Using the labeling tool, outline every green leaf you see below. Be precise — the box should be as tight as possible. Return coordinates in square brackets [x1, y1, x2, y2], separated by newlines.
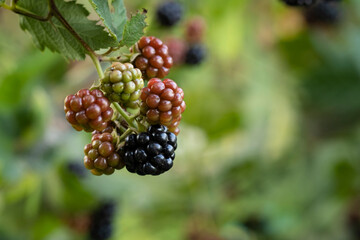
[120, 10, 147, 47]
[17, 0, 116, 60]
[88, 0, 127, 41]
[0, 0, 5, 5]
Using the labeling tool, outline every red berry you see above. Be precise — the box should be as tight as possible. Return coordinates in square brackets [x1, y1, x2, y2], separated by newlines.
[134, 36, 173, 79]
[140, 78, 185, 135]
[64, 89, 113, 132]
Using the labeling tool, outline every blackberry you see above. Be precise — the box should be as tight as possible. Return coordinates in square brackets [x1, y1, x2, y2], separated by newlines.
[89, 201, 116, 240]
[186, 16, 206, 43]
[84, 129, 125, 176]
[185, 44, 206, 65]
[165, 37, 187, 65]
[281, 0, 317, 6]
[121, 124, 177, 176]
[134, 36, 173, 79]
[101, 62, 144, 109]
[67, 162, 87, 178]
[64, 89, 113, 132]
[156, 1, 183, 27]
[304, 1, 341, 25]
[140, 78, 185, 135]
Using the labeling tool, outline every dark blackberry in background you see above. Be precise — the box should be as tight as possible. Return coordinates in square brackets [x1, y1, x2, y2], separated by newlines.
[89, 201, 116, 240]
[304, 1, 341, 25]
[156, 1, 183, 27]
[185, 44, 206, 65]
[121, 124, 177, 176]
[67, 162, 87, 178]
[281, 0, 317, 6]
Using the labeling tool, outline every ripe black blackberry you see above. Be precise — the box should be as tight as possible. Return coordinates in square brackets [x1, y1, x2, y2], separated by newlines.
[281, 0, 317, 6]
[140, 78, 185, 135]
[185, 44, 206, 65]
[84, 129, 125, 176]
[304, 1, 341, 25]
[134, 36, 173, 79]
[64, 89, 113, 132]
[156, 2, 183, 27]
[89, 201, 116, 240]
[67, 162, 87, 178]
[101, 62, 144, 109]
[121, 125, 177, 176]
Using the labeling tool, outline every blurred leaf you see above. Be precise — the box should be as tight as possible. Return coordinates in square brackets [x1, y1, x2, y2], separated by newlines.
[32, 214, 62, 240]
[0, 50, 60, 111]
[120, 10, 147, 47]
[18, 0, 116, 60]
[88, 0, 127, 41]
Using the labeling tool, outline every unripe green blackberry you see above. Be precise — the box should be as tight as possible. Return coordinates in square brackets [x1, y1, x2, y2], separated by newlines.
[140, 78, 185, 135]
[101, 62, 144, 109]
[84, 128, 125, 176]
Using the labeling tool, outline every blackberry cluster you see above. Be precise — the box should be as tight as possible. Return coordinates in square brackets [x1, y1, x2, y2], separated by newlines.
[84, 128, 125, 176]
[122, 125, 177, 176]
[185, 44, 206, 65]
[156, 2, 183, 27]
[89, 201, 116, 240]
[304, 1, 341, 25]
[101, 62, 144, 109]
[140, 78, 185, 135]
[64, 89, 113, 132]
[281, 0, 317, 6]
[134, 36, 173, 79]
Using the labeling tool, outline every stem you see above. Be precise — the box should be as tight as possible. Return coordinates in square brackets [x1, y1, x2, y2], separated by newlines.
[118, 128, 134, 142]
[0, 2, 51, 21]
[112, 102, 138, 129]
[99, 56, 130, 63]
[89, 53, 104, 79]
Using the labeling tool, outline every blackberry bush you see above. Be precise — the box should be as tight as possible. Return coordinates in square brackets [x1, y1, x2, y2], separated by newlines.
[140, 78, 186, 135]
[156, 1, 183, 27]
[134, 36, 174, 79]
[101, 62, 144, 109]
[84, 128, 125, 176]
[64, 89, 113, 132]
[121, 124, 177, 176]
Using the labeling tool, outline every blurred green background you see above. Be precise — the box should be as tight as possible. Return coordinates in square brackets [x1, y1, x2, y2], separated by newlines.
[1, 0, 360, 239]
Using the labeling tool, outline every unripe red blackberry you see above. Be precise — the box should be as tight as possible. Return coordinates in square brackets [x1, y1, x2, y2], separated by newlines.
[101, 62, 144, 109]
[140, 78, 185, 135]
[165, 37, 187, 65]
[121, 124, 177, 176]
[186, 16, 206, 43]
[64, 89, 113, 132]
[134, 36, 173, 79]
[84, 130, 124, 176]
